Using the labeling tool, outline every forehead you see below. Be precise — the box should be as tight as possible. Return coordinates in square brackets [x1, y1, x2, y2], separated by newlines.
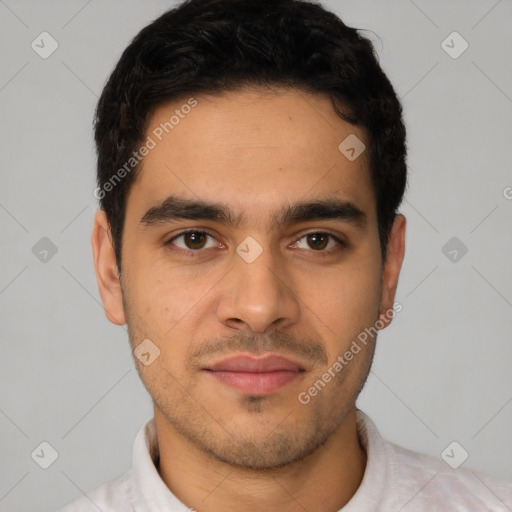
[127, 87, 375, 229]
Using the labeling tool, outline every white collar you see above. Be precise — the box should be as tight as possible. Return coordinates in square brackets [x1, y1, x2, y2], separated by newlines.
[127, 409, 392, 511]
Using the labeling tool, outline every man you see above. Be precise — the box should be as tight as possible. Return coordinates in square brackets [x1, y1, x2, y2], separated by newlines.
[58, 0, 511, 510]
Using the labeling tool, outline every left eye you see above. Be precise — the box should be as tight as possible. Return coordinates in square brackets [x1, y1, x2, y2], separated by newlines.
[293, 233, 341, 251]
[168, 231, 219, 251]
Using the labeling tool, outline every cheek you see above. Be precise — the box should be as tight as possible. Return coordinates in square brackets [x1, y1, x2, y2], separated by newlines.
[317, 260, 381, 312]
[124, 255, 220, 368]
[125, 273, 196, 384]
[305, 254, 381, 351]
[127, 247, 198, 314]
[132, 276, 200, 337]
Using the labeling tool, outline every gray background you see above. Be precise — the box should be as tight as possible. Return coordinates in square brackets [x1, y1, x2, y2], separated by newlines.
[1, 0, 511, 510]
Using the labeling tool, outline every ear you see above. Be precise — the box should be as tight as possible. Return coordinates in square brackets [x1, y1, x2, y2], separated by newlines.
[91, 209, 126, 325]
[378, 214, 406, 329]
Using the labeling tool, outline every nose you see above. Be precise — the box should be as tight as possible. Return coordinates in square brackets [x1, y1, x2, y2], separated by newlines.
[215, 241, 301, 334]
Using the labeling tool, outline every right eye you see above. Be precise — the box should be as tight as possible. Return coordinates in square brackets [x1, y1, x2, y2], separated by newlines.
[165, 230, 221, 253]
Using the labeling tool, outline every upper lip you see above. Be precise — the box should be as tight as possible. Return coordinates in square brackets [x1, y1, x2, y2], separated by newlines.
[205, 354, 305, 373]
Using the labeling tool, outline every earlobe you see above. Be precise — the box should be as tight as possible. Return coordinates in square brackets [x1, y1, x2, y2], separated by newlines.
[378, 214, 406, 329]
[91, 209, 126, 325]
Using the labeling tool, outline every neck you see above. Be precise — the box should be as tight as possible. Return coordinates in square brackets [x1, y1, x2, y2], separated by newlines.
[154, 407, 366, 512]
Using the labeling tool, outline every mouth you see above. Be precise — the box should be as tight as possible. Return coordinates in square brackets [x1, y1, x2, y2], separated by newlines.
[203, 354, 306, 395]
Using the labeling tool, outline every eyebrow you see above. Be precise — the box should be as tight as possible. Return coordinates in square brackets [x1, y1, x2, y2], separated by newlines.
[140, 195, 367, 230]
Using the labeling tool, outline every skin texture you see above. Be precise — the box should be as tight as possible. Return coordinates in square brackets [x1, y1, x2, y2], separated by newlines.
[92, 87, 406, 512]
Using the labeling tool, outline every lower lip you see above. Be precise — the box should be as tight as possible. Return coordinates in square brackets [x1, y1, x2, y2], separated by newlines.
[207, 370, 302, 395]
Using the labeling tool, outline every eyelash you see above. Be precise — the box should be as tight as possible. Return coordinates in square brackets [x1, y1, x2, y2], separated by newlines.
[164, 229, 346, 257]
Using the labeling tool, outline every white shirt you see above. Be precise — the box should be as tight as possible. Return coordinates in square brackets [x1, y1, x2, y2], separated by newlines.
[57, 410, 512, 511]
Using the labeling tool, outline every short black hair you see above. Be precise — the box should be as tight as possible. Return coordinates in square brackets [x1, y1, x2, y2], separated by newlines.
[94, 0, 407, 270]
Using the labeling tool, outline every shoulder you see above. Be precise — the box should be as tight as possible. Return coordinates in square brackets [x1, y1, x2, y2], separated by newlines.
[355, 410, 511, 511]
[388, 441, 512, 511]
[55, 470, 131, 512]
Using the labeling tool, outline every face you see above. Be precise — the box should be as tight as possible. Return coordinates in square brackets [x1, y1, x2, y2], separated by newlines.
[93, 87, 405, 469]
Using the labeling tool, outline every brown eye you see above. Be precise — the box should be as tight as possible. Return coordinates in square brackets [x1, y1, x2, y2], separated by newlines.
[167, 231, 218, 251]
[183, 232, 208, 249]
[306, 233, 329, 250]
[294, 232, 340, 252]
